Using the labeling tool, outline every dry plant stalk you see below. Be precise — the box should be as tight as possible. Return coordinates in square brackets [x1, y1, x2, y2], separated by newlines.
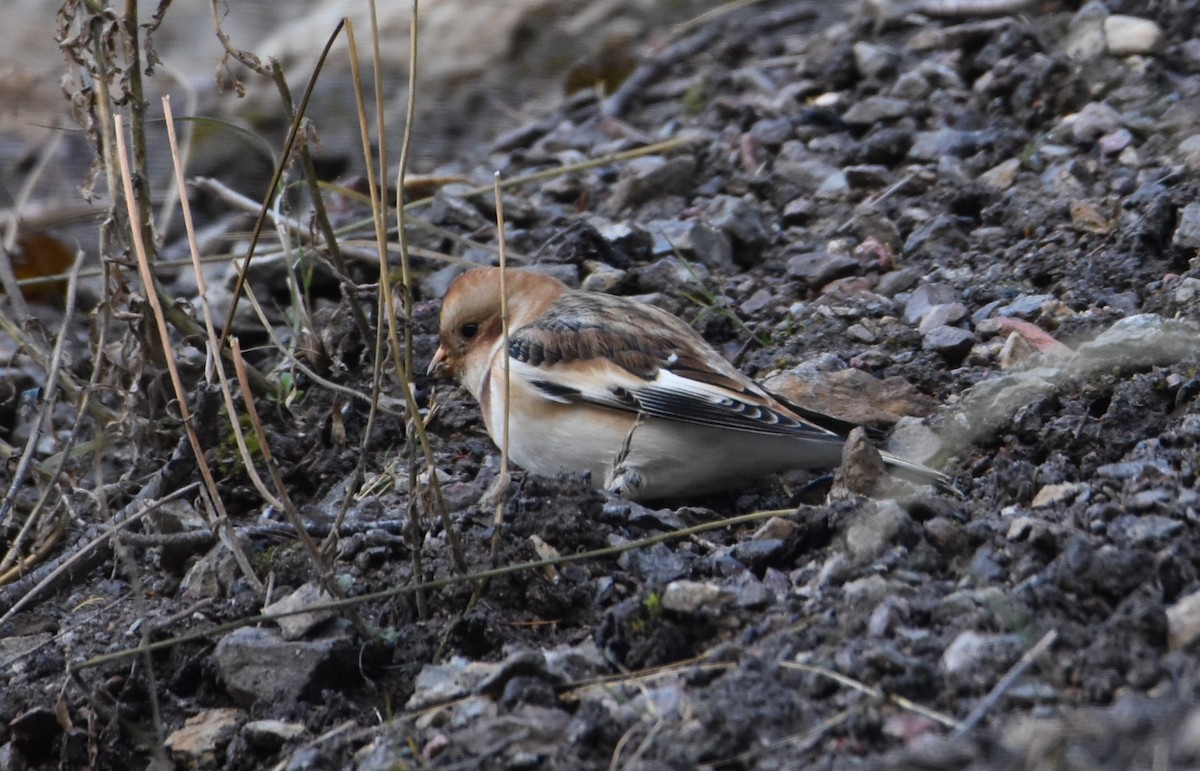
[113, 113, 262, 592]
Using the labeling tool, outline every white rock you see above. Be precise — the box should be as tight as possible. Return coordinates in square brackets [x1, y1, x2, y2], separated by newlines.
[1104, 15, 1162, 56]
[1169, 590, 1200, 650]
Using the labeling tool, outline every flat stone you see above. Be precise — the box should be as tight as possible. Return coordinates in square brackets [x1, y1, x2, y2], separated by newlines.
[263, 582, 336, 641]
[214, 626, 356, 707]
[922, 325, 976, 359]
[785, 251, 857, 287]
[405, 656, 500, 711]
[749, 117, 793, 146]
[165, 709, 245, 769]
[1032, 482, 1083, 508]
[996, 294, 1054, 320]
[1122, 514, 1183, 544]
[917, 302, 968, 334]
[843, 96, 912, 125]
[1076, 314, 1200, 370]
[608, 155, 695, 210]
[648, 220, 734, 270]
[661, 580, 735, 614]
[909, 128, 982, 161]
[903, 282, 961, 325]
[980, 158, 1021, 190]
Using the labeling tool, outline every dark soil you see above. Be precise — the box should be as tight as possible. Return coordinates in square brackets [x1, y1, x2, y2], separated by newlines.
[3, 1, 1200, 769]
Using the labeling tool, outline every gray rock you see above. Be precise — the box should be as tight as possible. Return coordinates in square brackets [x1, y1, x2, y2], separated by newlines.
[922, 325, 976, 359]
[263, 582, 337, 641]
[749, 118, 793, 146]
[843, 164, 893, 189]
[428, 184, 489, 230]
[733, 538, 788, 571]
[636, 257, 709, 293]
[608, 155, 695, 210]
[1070, 102, 1122, 145]
[781, 196, 816, 224]
[891, 69, 932, 100]
[1099, 128, 1133, 156]
[214, 626, 356, 707]
[917, 302, 968, 334]
[909, 128, 982, 162]
[816, 168, 850, 198]
[1095, 460, 1174, 480]
[1065, 1, 1110, 61]
[1180, 39, 1200, 73]
[648, 220, 734, 270]
[997, 294, 1054, 320]
[775, 157, 843, 190]
[1172, 202, 1200, 249]
[740, 288, 773, 315]
[853, 42, 899, 80]
[845, 501, 913, 563]
[588, 216, 651, 254]
[405, 656, 499, 710]
[843, 96, 912, 125]
[902, 282, 961, 325]
[785, 251, 857, 288]
[1168, 590, 1200, 650]
[702, 195, 772, 250]
[1121, 514, 1183, 544]
[875, 267, 921, 297]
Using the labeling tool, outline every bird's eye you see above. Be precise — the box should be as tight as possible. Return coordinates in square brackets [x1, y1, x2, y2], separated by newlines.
[460, 322, 480, 339]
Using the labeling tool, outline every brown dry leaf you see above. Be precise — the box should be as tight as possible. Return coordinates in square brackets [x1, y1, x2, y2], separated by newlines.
[8, 232, 76, 304]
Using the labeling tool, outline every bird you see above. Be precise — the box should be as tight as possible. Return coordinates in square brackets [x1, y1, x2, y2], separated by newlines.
[427, 266, 949, 501]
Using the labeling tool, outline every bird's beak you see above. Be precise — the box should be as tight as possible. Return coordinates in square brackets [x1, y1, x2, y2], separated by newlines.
[427, 345, 449, 377]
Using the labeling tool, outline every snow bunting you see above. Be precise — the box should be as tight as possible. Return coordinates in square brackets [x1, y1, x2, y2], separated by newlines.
[428, 267, 948, 500]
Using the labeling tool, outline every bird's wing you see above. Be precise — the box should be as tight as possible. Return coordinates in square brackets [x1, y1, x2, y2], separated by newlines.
[507, 292, 843, 440]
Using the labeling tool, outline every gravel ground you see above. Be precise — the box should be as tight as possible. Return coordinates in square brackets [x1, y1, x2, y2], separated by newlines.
[2, 1, 1200, 769]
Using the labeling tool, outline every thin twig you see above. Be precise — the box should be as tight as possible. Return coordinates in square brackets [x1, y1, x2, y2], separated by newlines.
[953, 629, 1058, 739]
[0, 477, 201, 623]
[780, 660, 961, 729]
[163, 96, 285, 514]
[0, 246, 83, 560]
[114, 113, 262, 592]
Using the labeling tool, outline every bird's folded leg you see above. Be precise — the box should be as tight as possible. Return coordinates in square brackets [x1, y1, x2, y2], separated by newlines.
[604, 415, 646, 498]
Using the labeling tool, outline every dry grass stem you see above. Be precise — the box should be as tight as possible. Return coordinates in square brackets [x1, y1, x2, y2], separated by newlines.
[114, 113, 262, 591]
[0, 246, 82, 573]
[953, 629, 1058, 738]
